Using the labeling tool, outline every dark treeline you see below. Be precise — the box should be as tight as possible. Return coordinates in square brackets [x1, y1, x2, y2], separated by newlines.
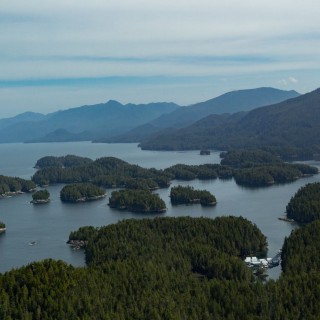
[220, 149, 282, 167]
[0, 221, 5, 229]
[32, 152, 318, 189]
[1, 216, 320, 318]
[170, 185, 216, 206]
[0, 175, 36, 195]
[108, 189, 166, 213]
[35, 155, 93, 169]
[221, 150, 318, 187]
[32, 156, 171, 189]
[60, 183, 106, 203]
[286, 182, 320, 223]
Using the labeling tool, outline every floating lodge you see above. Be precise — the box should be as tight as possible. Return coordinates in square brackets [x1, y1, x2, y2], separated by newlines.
[244, 250, 281, 269]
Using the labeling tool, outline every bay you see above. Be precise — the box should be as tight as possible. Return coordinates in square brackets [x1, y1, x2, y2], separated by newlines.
[0, 142, 319, 279]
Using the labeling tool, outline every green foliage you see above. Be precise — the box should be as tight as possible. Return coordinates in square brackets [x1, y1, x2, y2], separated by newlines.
[139, 89, 320, 159]
[108, 189, 166, 213]
[32, 154, 317, 191]
[32, 156, 171, 189]
[32, 189, 50, 201]
[5, 216, 320, 318]
[69, 226, 98, 241]
[0, 221, 5, 229]
[220, 149, 282, 168]
[60, 183, 106, 203]
[233, 164, 313, 187]
[35, 155, 93, 168]
[0, 175, 35, 194]
[164, 163, 221, 180]
[286, 183, 320, 223]
[170, 185, 216, 206]
[281, 220, 320, 274]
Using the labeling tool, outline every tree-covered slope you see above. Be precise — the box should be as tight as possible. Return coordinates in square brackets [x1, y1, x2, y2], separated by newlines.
[140, 88, 320, 155]
[2, 216, 320, 319]
[110, 87, 299, 143]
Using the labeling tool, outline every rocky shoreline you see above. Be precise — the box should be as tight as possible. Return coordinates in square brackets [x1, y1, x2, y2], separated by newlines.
[67, 239, 88, 250]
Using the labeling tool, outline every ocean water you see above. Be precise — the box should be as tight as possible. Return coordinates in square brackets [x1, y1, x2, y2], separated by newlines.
[0, 142, 318, 279]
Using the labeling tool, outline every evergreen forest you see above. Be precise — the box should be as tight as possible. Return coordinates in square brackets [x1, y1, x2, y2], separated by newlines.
[1, 216, 320, 319]
[170, 185, 217, 206]
[108, 189, 166, 213]
[286, 182, 320, 223]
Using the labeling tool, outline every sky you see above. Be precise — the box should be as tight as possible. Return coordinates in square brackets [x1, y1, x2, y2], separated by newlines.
[0, 0, 319, 117]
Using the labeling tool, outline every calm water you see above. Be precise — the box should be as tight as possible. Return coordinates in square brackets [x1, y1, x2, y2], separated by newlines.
[0, 142, 319, 279]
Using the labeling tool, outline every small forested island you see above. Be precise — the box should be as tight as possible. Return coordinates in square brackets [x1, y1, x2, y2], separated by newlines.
[60, 183, 106, 203]
[286, 182, 320, 223]
[108, 189, 166, 213]
[31, 189, 50, 204]
[170, 185, 217, 206]
[0, 221, 6, 232]
[0, 175, 36, 196]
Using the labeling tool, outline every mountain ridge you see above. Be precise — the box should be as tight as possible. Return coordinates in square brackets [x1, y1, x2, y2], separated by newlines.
[139, 88, 320, 155]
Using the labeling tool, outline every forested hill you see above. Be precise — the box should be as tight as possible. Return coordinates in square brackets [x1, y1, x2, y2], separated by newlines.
[107, 87, 299, 143]
[140, 88, 320, 155]
[0, 101, 179, 143]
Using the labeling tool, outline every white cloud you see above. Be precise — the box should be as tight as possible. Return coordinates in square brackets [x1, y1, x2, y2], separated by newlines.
[0, 0, 319, 114]
[289, 77, 299, 83]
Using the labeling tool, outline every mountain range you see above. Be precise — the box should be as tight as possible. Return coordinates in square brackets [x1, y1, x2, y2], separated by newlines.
[106, 87, 299, 143]
[0, 87, 300, 144]
[139, 88, 320, 156]
[0, 101, 179, 143]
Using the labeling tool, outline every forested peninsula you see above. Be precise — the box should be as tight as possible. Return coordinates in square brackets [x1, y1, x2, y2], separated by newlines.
[286, 183, 320, 223]
[0, 175, 35, 196]
[2, 215, 320, 318]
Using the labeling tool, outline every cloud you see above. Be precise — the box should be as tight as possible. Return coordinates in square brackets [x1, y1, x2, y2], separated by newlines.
[0, 0, 319, 115]
[289, 77, 299, 83]
[277, 79, 288, 86]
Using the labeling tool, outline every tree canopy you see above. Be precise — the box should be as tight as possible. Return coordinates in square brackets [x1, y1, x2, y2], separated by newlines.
[286, 182, 320, 223]
[170, 185, 217, 206]
[108, 189, 166, 213]
[60, 183, 106, 203]
[1, 216, 320, 318]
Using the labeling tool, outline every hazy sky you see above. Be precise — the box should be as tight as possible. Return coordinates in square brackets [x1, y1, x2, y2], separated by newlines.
[0, 0, 319, 117]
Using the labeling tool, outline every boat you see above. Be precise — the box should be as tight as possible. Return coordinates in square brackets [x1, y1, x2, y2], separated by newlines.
[28, 241, 37, 246]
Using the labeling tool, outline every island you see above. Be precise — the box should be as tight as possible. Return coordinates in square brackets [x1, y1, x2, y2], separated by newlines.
[108, 189, 166, 213]
[32, 156, 171, 189]
[60, 183, 106, 203]
[32, 151, 318, 190]
[31, 189, 50, 204]
[0, 221, 6, 233]
[170, 185, 217, 206]
[286, 182, 320, 223]
[0, 175, 36, 196]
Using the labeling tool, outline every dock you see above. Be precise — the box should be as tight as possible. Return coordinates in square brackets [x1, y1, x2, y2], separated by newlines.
[244, 250, 282, 269]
